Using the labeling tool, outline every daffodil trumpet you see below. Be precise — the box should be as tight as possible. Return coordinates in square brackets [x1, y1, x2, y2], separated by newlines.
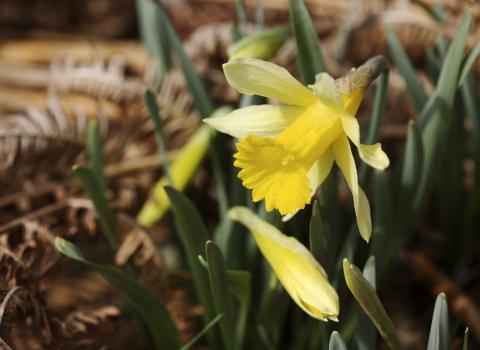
[229, 206, 339, 321]
[205, 56, 389, 242]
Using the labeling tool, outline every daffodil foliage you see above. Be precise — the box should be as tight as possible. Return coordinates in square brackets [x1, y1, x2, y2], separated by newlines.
[205, 58, 389, 241]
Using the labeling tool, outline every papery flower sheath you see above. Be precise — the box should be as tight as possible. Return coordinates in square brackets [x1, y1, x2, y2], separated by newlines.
[229, 206, 339, 321]
[205, 57, 389, 241]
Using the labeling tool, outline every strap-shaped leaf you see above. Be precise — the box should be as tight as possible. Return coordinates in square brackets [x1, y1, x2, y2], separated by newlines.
[55, 238, 179, 350]
[459, 43, 480, 86]
[386, 28, 428, 111]
[205, 241, 236, 350]
[329, 331, 348, 350]
[288, 0, 325, 83]
[413, 11, 472, 215]
[343, 258, 400, 350]
[427, 293, 449, 350]
[164, 187, 220, 346]
[144, 88, 172, 184]
[73, 165, 116, 249]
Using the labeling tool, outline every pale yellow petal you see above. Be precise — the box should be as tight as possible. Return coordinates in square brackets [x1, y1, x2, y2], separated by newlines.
[228, 206, 339, 320]
[309, 73, 343, 109]
[340, 88, 366, 115]
[340, 114, 389, 170]
[223, 57, 317, 107]
[358, 144, 390, 170]
[309, 147, 335, 191]
[333, 135, 371, 242]
[204, 104, 304, 138]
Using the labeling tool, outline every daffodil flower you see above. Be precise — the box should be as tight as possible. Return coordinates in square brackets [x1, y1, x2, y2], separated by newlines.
[205, 57, 389, 241]
[229, 206, 339, 321]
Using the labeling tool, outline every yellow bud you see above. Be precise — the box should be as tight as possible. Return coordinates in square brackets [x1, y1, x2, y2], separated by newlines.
[228, 26, 290, 61]
[137, 107, 232, 227]
[229, 206, 339, 321]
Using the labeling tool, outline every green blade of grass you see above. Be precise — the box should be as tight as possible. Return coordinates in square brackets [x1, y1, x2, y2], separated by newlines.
[343, 258, 400, 350]
[55, 238, 179, 350]
[288, 0, 325, 83]
[73, 165, 116, 249]
[427, 293, 449, 350]
[386, 27, 428, 111]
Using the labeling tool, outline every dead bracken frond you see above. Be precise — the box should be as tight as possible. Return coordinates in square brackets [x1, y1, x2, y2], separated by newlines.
[0, 95, 107, 177]
[50, 57, 144, 103]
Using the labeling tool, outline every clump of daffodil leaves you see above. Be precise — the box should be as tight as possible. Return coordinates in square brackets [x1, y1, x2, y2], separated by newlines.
[205, 57, 390, 242]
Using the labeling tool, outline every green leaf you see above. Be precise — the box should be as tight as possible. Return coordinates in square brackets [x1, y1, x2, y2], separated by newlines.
[356, 257, 377, 350]
[236, 0, 247, 28]
[398, 121, 423, 218]
[413, 11, 472, 216]
[427, 293, 449, 350]
[386, 27, 428, 111]
[73, 165, 116, 249]
[309, 200, 328, 268]
[288, 0, 325, 83]
[86, 121, 106, 193]
[343, 259, 400, 350]
[205, 241, 236, 350]
[359, 70, 389, 186]
[370, 171, 393, 275]
[158, 3, 214, 117]
[329, 331, 348, 350]
[179, 314, 223, 350]
[463, 328, 469, 350]
[144, 88, 172, 184]
[164, 187, 219, 344]
[226, 270, 251, 308]
[135, 0, 171, 81]
[54, 238, 179, 350]
[459, 43, 480, 86]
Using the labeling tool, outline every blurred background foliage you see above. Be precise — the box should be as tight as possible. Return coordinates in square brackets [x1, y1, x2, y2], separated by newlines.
[0, 0, 479, 349]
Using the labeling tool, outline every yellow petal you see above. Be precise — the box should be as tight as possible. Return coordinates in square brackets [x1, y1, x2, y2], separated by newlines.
[223, 58, 317, 107]
[228, 206, 339, 321]
[333, 135, 372, 242]
[340, 115, 389, 170]
[358, 144, 390, 170]
[340, 88, 366, 115]
[234, 136, 311, 215]
[309, 73, 344, 109]
[204, 104, 304, 138]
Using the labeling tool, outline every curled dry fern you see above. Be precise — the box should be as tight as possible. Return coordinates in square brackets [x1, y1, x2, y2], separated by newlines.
[0, 96, 103, 177]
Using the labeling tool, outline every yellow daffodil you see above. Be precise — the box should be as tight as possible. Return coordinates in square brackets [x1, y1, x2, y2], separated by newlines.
[205, 57, 389, 241]
[229, 206, 339, 321]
